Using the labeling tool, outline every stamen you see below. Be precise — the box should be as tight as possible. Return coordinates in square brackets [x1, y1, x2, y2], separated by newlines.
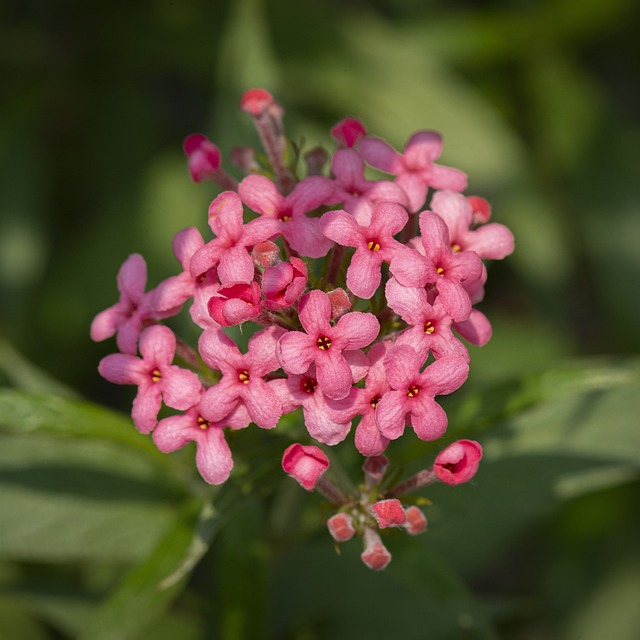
[238, 370, 250, 384]
[370, 395, 381, 409]
[367, 240, 381, 252]
[197, 416, 209, 430]
[407, 385, 420, 398]
[151, 368, 162, 383]
[424, 321, 435, 334]
[302, 378, 317, 394]
[317, 336, 332, 350]
[436, 266, 445, 276]
[451, 243, 461, 253]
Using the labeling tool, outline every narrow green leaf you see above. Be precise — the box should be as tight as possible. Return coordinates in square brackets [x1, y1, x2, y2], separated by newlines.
[79, 500, 201, 640]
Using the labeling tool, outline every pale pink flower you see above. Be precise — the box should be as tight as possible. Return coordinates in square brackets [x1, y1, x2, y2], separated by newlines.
[434, 439, 482, 485]
[98, 325, 201, 434]
[91, 253, 155, 355]
[430, 190, 514, 260]
[189, 191, 280, 284]
[390, 211, 484, 323]
[282, 443, 330, 491]
[276, 290, 379, 400]
[320, 202, 408, 299]
[385, 277, 469, 362]
[239, 175, 334, 258]
[199, 326, 285, 429]
[153, 393, 248, 485]
[375, 344, 469, 442]
[359, 131, 467, 212]
[326, 149, 409, 225]
[271, 364, 359, 445]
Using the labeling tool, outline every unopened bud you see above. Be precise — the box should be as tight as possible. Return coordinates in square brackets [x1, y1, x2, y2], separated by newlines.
[361, 527, 391, 571]
[403, 505, 428, 535]
[327, 288, 351, 320]
[331, 117, 367, 149]
[371, 499, 406, 529]
[327, 513, 356, 542]
[433, 439, 483, 486]
[282, 443, 329, 491]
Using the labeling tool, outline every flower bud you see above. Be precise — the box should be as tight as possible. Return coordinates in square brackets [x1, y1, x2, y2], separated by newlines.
[361, 527, 391, 571]
[282, 443, 330, 491]
[371, 499, 406, 529]
[433, 439, 482, 486]
[467, 195, 492, 225]
[327, 513, 356, 542]
[183, 134, 221, 183]
[326, 287, 351, 320]
[240, 88, 275, 117]
[252, 241, 281, 268]
[363, 455, 389, 482]
[403, 506, 428, 535]
[331, 117, 366, 148]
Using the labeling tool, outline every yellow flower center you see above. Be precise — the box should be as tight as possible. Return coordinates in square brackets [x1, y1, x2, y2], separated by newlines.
[367, 240, 381, 251]
[238, 370, 250, 384]
[407, 385, 420, 398]
[317, 336, 332, 350]
[424, 321, 435, 334]
[151, 369, 162, 383]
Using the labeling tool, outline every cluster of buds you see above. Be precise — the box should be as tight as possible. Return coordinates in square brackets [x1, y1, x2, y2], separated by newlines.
[91, 89, 513, 569]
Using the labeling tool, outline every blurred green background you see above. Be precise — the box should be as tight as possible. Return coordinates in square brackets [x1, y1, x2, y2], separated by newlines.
[1, 0, 639, 638]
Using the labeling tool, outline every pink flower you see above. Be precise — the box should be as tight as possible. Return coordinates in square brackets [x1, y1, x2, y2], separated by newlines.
[319, 202, 408, 299]
[153, 394, 249, 485]
[199, 326, 285, 429]
[390, 211, 484, 323]
[98, 325, 202, 434]
[90, 253, 155, 355]
[271, 364, 359, 445]
[276, 290, 379, 400]
[331, 117, 366, 149]
[239, 175, 334, 258]
[359, 131, 467, 212]
[351, 342, 392, 457]
[240, 88, 276, 117]
[261, 257, 308, 311]
[326, 149, 409, 225]
[385, 277, 469, 363]
[375, 344, 469, 442]
[183, 134, 221, 183]
[282, 443, 330, 491]
[327, 513, 356, 542]
[433, 439, 482, 485]
[189, 191, 280, 285]
[430, 190, 514, 260]
[371, 499, 406, 528]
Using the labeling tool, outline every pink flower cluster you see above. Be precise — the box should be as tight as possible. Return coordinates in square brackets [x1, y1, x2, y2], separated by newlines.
[92, 89, 513, 568]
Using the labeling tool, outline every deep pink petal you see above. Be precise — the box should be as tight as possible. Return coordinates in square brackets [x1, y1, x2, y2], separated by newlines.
[209, 191, 244, 240]
[138, 325, 176, 367]
[283, 217, 332, 258]
[247, 326, 285, 376]
[454, 309, 492, 346]
[153, 411, 199, 452]
[435, 278, 472, 323]
[424, 163, 468, 191]
[115, 314, 145, 355]
[465, 223, 515, 260]
[217, 245, 254, 285]
[98, 353, 147, 385]
[198, 328, 242, 372]
[303, 397, 351, 445]
[420, 355, 469, 396]
[287, 176, 336, 216]
[384, 344, 423, 389]
[200, 378, 240, 423]
[385, 277, 429, 325]
[239, 217, 281, 247]
[389, 247, 431, 287]
[404, 130, 443, 164]
[297, 291, 332, 338]
[319, 210, 364, 248]
[172, 227, 205, 271]
[355, 413, 389, 456]
[369, 202, 409, 238]
[395, 174, 429, 213]
[117, 253, 147, 302]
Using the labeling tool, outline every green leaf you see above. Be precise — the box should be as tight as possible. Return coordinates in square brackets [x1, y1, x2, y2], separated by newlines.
[0, 434, 182, 562]
[78, 500, 202, 640]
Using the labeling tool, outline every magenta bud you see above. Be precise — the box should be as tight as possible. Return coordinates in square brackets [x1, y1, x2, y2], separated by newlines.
[304, 146, 329, 175]
[327, 513, 356, 542]
[434, 439, 483, 486]
[361, 528, 391, 571]
[183, 134, 221, 183]
[403, 506, 428, 535]
[331, 117, 367, 148]
[282, 443, 330, 491]
[371, 499, 406, 529]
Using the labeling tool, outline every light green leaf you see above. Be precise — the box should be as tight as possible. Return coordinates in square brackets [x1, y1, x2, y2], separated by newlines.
[79, 500, 202, 640]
